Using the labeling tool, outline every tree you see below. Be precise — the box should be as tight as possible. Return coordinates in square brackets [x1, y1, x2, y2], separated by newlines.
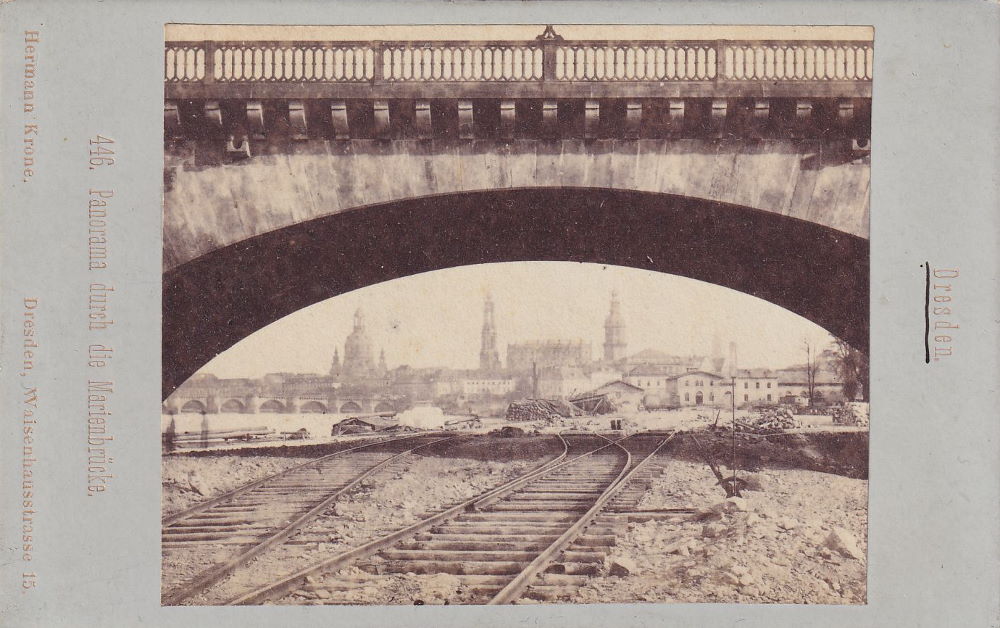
[832, 338, 869, 401]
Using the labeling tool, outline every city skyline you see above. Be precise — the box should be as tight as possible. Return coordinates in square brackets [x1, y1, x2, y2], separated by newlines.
[197, 262, 837, 381]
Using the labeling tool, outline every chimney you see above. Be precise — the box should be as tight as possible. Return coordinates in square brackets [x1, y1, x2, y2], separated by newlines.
[727, 342, 738, 378]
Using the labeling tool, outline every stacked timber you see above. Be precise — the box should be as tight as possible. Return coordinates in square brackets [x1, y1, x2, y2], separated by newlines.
[505, 399, 575, 422]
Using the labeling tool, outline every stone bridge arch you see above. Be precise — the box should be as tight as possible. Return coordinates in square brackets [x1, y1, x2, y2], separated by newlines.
[258, 399, 286, 413]
[299, 400, 328, 414]
[179, 399, 207, 413]
[163, 140, 869, 271]
[163, 187, 867, 397]
[339, 401, 364, 413]
[219, 398, 246, 413]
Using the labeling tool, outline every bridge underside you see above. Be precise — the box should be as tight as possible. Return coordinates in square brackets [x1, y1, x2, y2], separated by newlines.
[164, 136, 869, 269]
[162, 187, 867, 397]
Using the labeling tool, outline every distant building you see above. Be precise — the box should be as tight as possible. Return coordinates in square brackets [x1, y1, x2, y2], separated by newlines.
[588, 367, 623, 390]
[537, 366, 592, 399]
[507, 339, 592, 372]
[461, 374, 516, 397]
[775, 365, 845, 404]
[389, 366, 441, 402]
[734, 368, 779, 406]
[623, 349, 703, 374]
[431, 371, 462, 398]
[586, 380, 645, 411]
[675, 370, 727, 407]
[624, 364, 676, 409]
[625, 364, 678, 391]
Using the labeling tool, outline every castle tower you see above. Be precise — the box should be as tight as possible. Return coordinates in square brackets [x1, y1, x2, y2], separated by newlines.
[378, 348, 388, 374]
[479, 293, 502, 372]
[603, 290, 627, 363]
[342, 308, 375, 379]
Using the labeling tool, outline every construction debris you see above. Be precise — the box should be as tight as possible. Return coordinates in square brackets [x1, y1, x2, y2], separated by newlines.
[331, 415, 404, 436]
[734, 408, 801, 434]
[824, 527, 865, 560]
[280, 428, 311, 440]
[832, 403, 870, 427]
[606, 555, 636, 577]
[568, 393, 616, 415]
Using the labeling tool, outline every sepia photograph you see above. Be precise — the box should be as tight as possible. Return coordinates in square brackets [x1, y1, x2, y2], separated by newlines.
[160, 24, 872, 606]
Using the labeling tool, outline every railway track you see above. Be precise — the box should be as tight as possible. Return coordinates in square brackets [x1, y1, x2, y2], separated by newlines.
[227, 431, 674, 606]
[161, 433, 453, 605]
[508, 432, 679, 603]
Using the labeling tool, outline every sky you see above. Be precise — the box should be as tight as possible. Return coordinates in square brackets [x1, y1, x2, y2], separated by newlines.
[199, 262, 836, 379]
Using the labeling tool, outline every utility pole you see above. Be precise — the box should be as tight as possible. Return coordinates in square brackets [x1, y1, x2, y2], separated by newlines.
[803, 339, 816, 409]
[731, 375, 740, 497]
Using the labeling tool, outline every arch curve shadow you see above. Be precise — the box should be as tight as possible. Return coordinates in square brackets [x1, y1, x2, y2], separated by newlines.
[163, 187, 867, 398]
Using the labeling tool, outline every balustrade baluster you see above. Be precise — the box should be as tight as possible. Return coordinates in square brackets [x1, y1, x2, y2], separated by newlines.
[202, 41, 215, 83]
[165, 37, 870, 93]
[372, 41, 384, 84]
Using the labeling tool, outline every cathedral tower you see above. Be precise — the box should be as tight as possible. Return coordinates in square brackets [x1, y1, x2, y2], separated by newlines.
[603, 290, 627, 363]
[479, 293, 502, 372]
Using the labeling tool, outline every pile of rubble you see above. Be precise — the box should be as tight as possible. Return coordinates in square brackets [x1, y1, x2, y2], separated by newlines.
[569, 458, 868, 605]
[161, 455, 301, 517]
[832, 402, 870, 427]
[505, 399, 576, 422]
[734, 407, 801, 434]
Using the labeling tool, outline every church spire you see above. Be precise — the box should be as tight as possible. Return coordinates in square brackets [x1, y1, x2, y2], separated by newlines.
[329, 347, 341, 378]
[603, 290, 627, 363]
[479, 292, 501, 372]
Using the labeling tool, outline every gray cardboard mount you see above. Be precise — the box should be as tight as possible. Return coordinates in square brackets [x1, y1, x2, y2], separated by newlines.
[1, 1, 998, 626]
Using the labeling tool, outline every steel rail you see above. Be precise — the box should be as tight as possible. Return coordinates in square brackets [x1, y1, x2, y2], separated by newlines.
[487, 431, 675, 605]
[163, 434, 454, 605]
[226, 432, 596, 605]
[162, 433, 428, 526]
